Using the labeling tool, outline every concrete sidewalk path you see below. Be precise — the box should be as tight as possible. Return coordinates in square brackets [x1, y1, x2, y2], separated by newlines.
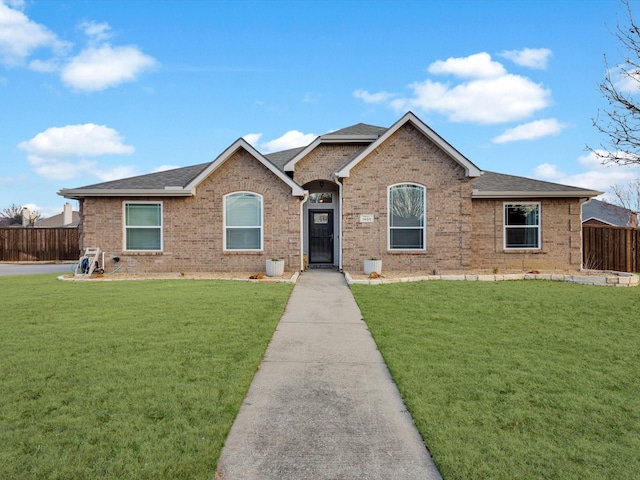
[215, 269, 442, 480]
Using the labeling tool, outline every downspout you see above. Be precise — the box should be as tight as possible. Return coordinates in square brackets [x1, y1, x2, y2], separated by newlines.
[299, 191, 310, 273]
[335, 175, 344, 273]
[579, 197, 594, 270]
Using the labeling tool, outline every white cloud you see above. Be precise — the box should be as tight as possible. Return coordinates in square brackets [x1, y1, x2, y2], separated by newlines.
[61, 44, 157, 92]
[260, 130, 316, 153]
[0, 4, 156, 92]
[243, 133, 263, 146]
[427, 52, 506, 78]
[534, 151, 640, 193]
[359, 52, 552, 125]
[353, 89, 396, 103]
[79, 20, 112, 43]
[152, 165, 181, 173]
[19, 124, 134, 157]
[492, 118, 568, 144]
[0, 1, 70, 66]
[499, 48, 552, 69]
[612, 66, 640, 93]
[26, 154, 98, 181]
[94, 165, 137, 182]
[391, 73, 551, 124]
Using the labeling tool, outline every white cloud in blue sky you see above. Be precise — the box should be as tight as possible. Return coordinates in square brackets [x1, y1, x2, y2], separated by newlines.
[61, 44, 157, 92]
[499, 48, 553, 69]
[0, 1, 156, 92]
[492, 119, 568, 144]
[0, 1, 70, 66]
[358, 52, 552, 124]
[18, 124, 135, 181]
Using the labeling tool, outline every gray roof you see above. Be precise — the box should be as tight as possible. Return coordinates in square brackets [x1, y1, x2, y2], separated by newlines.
[328, 123, 387, 136]
[472, 171, 602, 198]
[264, 146, 306, 170]
[582, 198, 635, 226]
[34, 211, 80, 228]
[58, 119, 601, 200]
[75, 163, 210, 191]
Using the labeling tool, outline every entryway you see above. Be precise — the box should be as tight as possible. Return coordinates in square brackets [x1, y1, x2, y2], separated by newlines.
[308, 210, 333, 264]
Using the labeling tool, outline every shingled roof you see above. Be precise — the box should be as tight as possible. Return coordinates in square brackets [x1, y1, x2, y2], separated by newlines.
[58, 118, 602, 200]
[472, 171, 602, 198]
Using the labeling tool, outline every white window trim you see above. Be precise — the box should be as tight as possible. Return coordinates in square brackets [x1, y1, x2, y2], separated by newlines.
[123, 201, 163, 252]
[503, 202, 541, 250]
[387, 183, 427, 251]
[223, 191, 264, 251]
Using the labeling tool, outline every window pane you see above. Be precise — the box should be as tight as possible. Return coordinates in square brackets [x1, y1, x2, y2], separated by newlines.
[390, 185, 424, 227]
[506, 205, 538, 226]
[227, 193, 261, 226]
[390, 229, 424, 249]
[506, 227, 539, 248]
[226, 228, 260, 250]
[126, 204, 161, 226]
[126, 228, 161, 250]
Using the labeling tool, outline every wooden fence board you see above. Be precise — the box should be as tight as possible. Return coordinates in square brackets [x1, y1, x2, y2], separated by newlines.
[583, 225, 639, 272]
[0, 228, 79, 261]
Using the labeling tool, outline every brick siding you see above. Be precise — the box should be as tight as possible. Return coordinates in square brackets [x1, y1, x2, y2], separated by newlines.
[80, 149, 301, 274]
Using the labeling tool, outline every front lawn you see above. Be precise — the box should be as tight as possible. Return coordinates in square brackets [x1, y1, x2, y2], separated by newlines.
[351, 280, 640, 480]
[0, 275, 292, 480]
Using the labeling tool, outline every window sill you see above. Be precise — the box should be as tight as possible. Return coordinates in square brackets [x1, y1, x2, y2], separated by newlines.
[502, 249, 545, 254]
[223, 251, 264, 255]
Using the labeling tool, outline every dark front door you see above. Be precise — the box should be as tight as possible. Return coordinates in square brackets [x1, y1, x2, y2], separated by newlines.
[309, 210, 334, 264]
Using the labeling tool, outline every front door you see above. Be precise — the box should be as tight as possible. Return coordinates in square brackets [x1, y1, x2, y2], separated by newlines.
[309, 210, 334, 264]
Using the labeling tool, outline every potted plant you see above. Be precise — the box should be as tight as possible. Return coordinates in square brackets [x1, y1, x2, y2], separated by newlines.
[364, 257, 382, 275]
[266, 258, 285, 277]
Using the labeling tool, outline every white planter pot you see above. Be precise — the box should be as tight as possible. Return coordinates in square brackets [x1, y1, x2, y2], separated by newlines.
[266, 259, 285, 277]
[364, 259, 382, 275]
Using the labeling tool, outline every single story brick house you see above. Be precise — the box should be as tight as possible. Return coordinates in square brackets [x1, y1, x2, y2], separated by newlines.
[59, 112, 601, 275]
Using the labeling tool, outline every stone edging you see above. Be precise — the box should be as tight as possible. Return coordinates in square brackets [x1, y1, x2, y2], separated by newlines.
[344, 271, 639, 287]
[57, 271, 300, 283]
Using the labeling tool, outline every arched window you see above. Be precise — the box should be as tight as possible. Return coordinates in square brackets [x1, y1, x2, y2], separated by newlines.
[388, 183, 426, 250]
[224, 192, 263, 250]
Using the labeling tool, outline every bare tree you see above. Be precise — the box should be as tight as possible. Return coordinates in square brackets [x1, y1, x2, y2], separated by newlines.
[590, 0, 640, 165]
[0, 203, 43, 226]
[609, 178, 640, 214]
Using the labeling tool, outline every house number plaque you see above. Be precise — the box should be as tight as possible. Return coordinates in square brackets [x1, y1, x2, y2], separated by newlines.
[359, 214, 374, 223]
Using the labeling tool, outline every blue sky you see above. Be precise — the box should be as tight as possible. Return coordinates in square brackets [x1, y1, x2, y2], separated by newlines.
[2, 0, 639, 217]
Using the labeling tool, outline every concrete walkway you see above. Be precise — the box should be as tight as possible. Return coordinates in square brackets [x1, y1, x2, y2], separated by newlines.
[215, 269, 442, 480]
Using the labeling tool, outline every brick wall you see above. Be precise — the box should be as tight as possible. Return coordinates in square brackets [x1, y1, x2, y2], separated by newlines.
[294, 144, 367, 186]
[80, 149, 301, 274]
[340, 123, 474, 273]
[471, 198, 583, 272]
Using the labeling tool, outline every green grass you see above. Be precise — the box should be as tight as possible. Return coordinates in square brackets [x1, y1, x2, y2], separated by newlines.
[0, 275, 292, 480]
[351, 280, 640, 480]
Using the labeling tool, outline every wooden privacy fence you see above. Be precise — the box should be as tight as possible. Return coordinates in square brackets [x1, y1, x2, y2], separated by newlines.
[0, 228, 80, 261]
[583, 225, 640, 273]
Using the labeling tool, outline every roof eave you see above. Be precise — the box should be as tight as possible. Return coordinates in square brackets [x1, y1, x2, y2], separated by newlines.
[472, 189, 604, 199]
[283, 137, 321, 172]
[58, 188, 195, 199]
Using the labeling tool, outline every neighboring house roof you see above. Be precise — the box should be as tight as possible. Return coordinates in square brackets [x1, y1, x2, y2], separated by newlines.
[582, 198, 637, 227]
[472, 171, 602, 198]
[34, 211, 80, 228]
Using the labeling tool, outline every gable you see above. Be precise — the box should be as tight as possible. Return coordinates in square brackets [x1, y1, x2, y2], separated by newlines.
[59, 139, 305, 199]
[335, 111, 481, 178]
